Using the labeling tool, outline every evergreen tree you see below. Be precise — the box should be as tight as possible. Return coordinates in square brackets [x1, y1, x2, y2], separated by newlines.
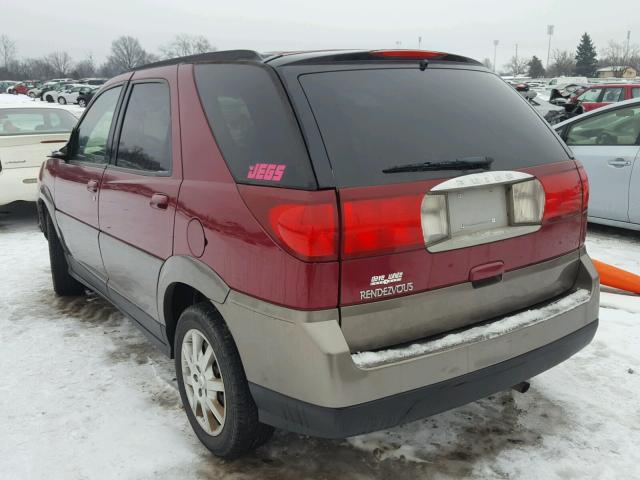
[528, 56, 545, 78]
[574, 33, 598, 76]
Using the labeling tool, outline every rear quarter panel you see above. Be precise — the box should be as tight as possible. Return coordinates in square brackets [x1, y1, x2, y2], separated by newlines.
[173, 64, 339, 310]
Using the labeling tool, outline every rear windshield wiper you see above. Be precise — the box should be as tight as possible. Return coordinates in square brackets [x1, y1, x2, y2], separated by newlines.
[382, 156, 494, 174]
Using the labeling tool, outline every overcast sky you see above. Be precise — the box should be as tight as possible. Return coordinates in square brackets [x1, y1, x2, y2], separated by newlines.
[3, 0, 638, 67]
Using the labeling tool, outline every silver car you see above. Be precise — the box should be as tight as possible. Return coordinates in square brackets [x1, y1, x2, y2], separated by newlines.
[554, 97, 640, 230]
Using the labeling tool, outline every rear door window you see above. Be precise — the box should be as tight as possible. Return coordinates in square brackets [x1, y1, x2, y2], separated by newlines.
[631, 87, 640, 99]
[298, 68, 570, 187]
[602, 87, 624, 102]
[194, 63, 316, 189]
[115, 82, 172, 174]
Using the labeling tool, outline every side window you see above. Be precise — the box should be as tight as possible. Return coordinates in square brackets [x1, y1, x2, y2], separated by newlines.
[602, 87, 624, 103]
[566, 106, 640, 146]
[72, 86, 122, 164]
[115, 82, 172, 173]
[631, 88, 640, 99]
[578, 88, 602, 102]
[194, 63, 316, 188]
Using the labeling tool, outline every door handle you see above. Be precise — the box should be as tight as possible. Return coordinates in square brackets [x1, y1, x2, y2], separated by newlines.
[150, 193, 169, 210]
[608, 158, 632, 168]
[86, 180, 99, 192]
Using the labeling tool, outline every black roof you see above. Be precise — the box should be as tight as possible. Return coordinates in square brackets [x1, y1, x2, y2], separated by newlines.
[134, 49, 482, 72]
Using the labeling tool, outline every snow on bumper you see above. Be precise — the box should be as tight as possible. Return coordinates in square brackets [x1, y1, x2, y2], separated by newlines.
[353, 289, 591, 369]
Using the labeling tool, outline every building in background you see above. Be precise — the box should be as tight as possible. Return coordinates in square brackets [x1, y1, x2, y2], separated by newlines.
[596, 66, 638, 79]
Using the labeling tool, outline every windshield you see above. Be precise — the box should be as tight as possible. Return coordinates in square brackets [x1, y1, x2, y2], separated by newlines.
[299, 67, 570, 187]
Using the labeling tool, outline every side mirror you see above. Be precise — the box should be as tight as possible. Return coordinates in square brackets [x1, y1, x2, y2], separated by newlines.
[50, 150, 68, 161]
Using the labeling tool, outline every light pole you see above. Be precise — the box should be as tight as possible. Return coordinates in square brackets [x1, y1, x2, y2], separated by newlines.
[418, 36, 422, 49]
[515, 43, 519, 75]
[626, 30, 631, 61]
[493, 40, 499, 73]
[546, 25, 554, 70]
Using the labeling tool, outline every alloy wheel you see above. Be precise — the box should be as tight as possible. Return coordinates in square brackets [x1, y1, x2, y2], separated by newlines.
[181, 329, 226, 436]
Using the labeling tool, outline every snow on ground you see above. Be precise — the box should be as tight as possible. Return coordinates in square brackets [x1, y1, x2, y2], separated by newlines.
[0, 93, 84, 117]
[1, 203, 639, 480]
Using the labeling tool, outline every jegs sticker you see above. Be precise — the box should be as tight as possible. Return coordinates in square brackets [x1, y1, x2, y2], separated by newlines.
[247, 163, 286, 182]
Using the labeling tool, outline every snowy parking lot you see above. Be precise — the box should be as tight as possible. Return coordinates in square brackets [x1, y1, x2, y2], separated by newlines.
[1, 202, 639, 480]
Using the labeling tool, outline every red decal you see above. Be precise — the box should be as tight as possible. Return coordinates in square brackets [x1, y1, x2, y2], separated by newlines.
[273, 164, 286, 181]
[247, 163, 286, 182]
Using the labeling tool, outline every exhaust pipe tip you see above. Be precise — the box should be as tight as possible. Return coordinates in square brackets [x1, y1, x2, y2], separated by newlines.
[511, 381, 530, 394]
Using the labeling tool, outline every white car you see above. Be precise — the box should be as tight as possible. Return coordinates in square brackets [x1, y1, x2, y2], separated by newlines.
[57, 84, 91, 105]
[0, 104, 77, 206]
[554, 97, 640, 231]
[42, 83, 76, 103]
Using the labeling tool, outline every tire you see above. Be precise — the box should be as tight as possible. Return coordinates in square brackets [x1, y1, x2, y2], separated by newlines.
[46, 214, 85, 296]
[78, 98, 87, 108]
[28, 92, 35, 98]
[58, 97, 66, 105]
[45, 95, 53, 103]
[175, 302, 274, 458]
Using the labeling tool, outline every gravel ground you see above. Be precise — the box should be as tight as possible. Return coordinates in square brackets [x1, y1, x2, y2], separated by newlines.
[1, 201, 639, 480]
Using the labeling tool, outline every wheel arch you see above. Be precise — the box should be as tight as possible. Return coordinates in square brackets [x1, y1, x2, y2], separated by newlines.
[158, 256, 230, 357]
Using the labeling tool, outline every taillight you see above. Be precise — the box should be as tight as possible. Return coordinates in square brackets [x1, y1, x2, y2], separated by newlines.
[539, 165, 582, 222]
[575, 160, 590, 245]
[238, 185, 338, 262]
[341, 188, 427, 259]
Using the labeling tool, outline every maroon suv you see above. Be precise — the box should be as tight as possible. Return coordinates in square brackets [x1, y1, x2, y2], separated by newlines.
[38, 49, 599, 458]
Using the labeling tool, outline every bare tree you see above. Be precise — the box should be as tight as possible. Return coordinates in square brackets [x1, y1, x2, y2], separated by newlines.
[599, 40, 640, 76]
[503, 55, 529, 76]
[47, 51, 74, 77]
[481, 57, 492, 70]
[72, 54, 97, 78]
[107, 36, 153, 73]
[160, 34, 214, 59]
[0, 34, 17, 68]
[547, 49, 576, 76]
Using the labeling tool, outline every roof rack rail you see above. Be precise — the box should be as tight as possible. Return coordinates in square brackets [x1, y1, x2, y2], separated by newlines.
[134, 50, 264, 71]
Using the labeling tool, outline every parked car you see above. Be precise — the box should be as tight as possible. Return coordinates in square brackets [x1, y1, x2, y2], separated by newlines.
[554, 97, 640, 230]
[9, 81, 41, 95]
[77, 78, 107, 86]
[0, 104, 77, 206]
[57, 84, 91, 105]
[38, 49, 598, 458]
[570, 83, 640, 114]
[41, 82, 75, 103]
[28, 81, 60, 99]
[0, 80, 19, 93]
[546, 76, 588, 88]
[75, 86, 99, 107]
[512, 82, 537, 101]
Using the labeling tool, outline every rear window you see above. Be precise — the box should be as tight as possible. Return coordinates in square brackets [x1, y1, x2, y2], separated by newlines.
[195, 63, 316, 189]
[299, 68, 570, 187]
[0, 108, 77, 136]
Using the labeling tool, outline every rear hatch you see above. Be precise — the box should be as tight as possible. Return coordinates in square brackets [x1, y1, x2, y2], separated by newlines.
[285, 55, 588, 351]
[0, 107, 75, 171]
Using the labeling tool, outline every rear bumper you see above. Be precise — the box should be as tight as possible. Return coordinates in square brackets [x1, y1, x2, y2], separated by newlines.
[250, 319, 598, 438]
[216, 249, 599, 437]
[0, 167, 40, 206]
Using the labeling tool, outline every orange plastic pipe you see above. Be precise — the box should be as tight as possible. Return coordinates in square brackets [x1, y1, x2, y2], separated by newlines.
[593, 259, 640, 295]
